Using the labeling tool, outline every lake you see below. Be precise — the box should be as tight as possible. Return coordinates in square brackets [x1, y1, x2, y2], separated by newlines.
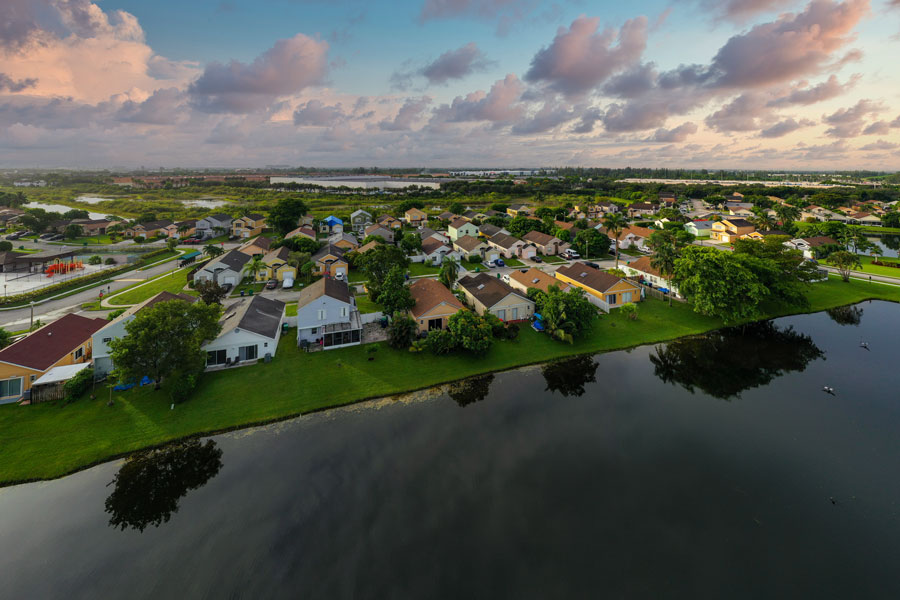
[1, 302, 899, 599]
[24, 201, 111, 220]
[183, 198, 228, 209]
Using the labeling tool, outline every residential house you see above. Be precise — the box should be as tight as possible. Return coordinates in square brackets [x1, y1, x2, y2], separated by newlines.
[77, 219, 118, 236]
[438, 211, 456, 221]
[364, 223, 395, 243]
[166, 219, 197, 240]
[93, 292, 199, 378]
[285, 225, 317, 241]
[488, 233, 528, 259]
[448, 218, 479, 242]
[508, 268, 570, 295]
[193, 249, 250, 287]
[420, 237, 460, 266]
[125, 219, 173, 239]
[784, 236, 840, 259]
[740, 230, 790, 241]
[0, 313, 106, 403]
[328, 232, 360, 251]
[849, 212, 882, 226]
[684, 220, 713, 239]
[478, 223, 507, 238]
[507, 204, 531, 217]
[522, 230, 562, 255]
[601, 225, 655, 251]
[419, 227, 450, 245]
[725, 202, 755, 217]
[295, 277, 361, 350]
[404, 207, 428, 227]
[349, 209, 372, 233]
[356, 240, 381, 255]
[204, 295, 285, 368]
[627, 202, 656, 218]
[658, 193, 676, 206]
[311, 244, 348, 278]
[596, 201, 620, 214]
[260, 247, 297, 282]
[232, 214, 266, 239]
[196, 214, 233, 240]
[453, 235, 499, 263]
[376, 214, 403, 230]
[710, 218, 756, 243]
[238, 235, 273, 257]
[319, 215, 344, 234]
[622, 256, 680, 297]
[458, 273, 535, 322]
[555, 262, 642, 310]
[409, 278, 465, 333]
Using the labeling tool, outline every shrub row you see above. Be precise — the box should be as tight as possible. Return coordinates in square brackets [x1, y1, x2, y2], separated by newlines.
[0, 248, 170, 306]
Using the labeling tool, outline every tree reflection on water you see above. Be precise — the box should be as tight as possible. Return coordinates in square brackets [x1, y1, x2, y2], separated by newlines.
[826, 305, 863, 327]
[650, 321, 825, 400]
[542, 355, 598, 397]
[105, 439, 223, 532]
[448, 374, 494, 407]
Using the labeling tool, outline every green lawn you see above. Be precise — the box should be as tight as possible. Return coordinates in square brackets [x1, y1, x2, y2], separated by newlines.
[230, 280, 266, 297]
[504, 258, 525, 267]
[285, 303, 298, 317]
[408, 262, 441, 277]
[348, 269, 367, 283]
[354, 294, 382, 314]
[50, 235, 118, 245]
[825, 255, 900, 278]
[2, 276, 900, 485]
[107, 269, 189, 306]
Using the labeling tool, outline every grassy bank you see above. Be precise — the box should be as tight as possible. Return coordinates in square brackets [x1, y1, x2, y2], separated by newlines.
[2, 276, 899, 485]
[107, 269, 190, 306]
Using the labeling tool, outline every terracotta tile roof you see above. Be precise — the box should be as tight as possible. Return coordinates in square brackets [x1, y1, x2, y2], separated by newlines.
[409, 278, 463, 318]
[509, 268, 569, 293]
[625, 256, 662, 278]
[556, 262, 638, 294]
[421, 237, 449, 255]
[285, 225, 316, 239]
[0, 313, 106, 371]
[802, 236, 839, 247]
[357, 241, 380, 253]
[522, 230, 557, 245]
[297, 277, 351, 309]
[488, 232, 522, 249]
[449, 217, 471, 229]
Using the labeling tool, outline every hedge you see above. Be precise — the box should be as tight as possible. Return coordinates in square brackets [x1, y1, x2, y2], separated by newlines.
[0, 249, 171, 306]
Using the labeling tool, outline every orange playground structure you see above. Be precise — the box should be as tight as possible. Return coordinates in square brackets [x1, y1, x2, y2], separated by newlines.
[44, 259, 85, 277]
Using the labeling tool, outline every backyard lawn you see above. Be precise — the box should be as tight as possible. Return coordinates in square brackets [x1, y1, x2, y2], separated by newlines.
[3, 275, 900, 485]
[826, 255, 900, 278]
[354, 294, 382, 314]
[540, 255, 566, 264]
[504, 258, 525, 267]
[408, 262, 441, 277]
[107, 268, 190, 306]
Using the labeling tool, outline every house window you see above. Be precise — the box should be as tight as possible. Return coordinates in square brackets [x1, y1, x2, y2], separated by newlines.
[74, 347, 84, 360]
[206, 349, 227, 366]
[238, 345, 258, 361]
[511, 307, 518, 320]
[103, 337, 112, 343]
[310, 327, 318, 335]
[608, 293, 617, 305]
[30, 375, 36, 383]
[427, 318, 443, 331]
[340, 306, 348, 318]
[622, 292, 632, 304]
[0, 378, 23, 398]
[496, 309, 506, 321]
[317, 309, 326, 320]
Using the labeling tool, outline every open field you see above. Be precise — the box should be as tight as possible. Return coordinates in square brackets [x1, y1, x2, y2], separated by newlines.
[1, 276, 899, 485]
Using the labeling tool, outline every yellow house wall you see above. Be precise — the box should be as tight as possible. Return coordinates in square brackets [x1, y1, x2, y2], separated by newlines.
[0, 338, 92, 396]
[413, 303, 463, 333]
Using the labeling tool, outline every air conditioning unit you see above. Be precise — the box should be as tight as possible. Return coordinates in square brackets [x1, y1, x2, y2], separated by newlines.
[264, 353, 272, 363]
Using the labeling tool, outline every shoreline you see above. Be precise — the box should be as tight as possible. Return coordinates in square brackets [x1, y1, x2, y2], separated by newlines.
[2, 277, 899, 487]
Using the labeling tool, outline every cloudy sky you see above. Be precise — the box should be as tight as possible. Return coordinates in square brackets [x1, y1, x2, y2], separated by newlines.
[1, 0, 899, 169]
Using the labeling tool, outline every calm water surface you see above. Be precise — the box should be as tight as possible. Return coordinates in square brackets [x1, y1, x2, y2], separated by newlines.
[1, 302, 899, 599]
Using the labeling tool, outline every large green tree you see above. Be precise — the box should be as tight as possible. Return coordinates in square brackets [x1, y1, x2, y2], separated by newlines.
[400, 232, 422, 254]
[378, 265, 415, 316]
[448, 311, 494, 355]
[194, 280, 228, 305]
[109, 300, 222, 397]
[360, 244, 409, 301]
[507, 215, 548, 238]
[829, 250, 861, 282]
[267, 197, 309, 236]
[574, 228, 609, 259]
[672, 247, 769, 323]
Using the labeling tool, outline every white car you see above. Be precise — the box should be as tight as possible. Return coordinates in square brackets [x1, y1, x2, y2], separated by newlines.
[334, 272, 345, 281]
[563, 249, 580, 259]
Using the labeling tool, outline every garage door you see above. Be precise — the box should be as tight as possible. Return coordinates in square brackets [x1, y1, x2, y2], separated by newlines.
[335, 265, 347, 276]
[223, 276, 236, 285]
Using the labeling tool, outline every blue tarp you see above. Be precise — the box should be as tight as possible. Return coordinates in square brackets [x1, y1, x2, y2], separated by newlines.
[112, 383, 135, 391]
[324, 215, 343, 226]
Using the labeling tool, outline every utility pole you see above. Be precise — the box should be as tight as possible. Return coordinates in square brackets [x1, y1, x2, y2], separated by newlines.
[29, 301, 34, 330]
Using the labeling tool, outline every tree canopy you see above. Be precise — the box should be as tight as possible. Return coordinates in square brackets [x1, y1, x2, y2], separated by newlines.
[267, 197, 309, 236]
[361, 244, 409, 302]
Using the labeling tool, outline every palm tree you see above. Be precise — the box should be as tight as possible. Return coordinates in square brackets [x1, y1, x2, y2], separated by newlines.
[204, 244, 224, 258]
[243, 255, 266, 282]
[603, 213, 627, 269]
[438, 256, 460, 289]
[752, 213, 777, 231]
[176, 223, 190, 238]
[774, 204, 801, 227]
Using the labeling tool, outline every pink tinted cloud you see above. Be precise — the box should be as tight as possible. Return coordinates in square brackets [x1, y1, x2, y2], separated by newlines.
[431, 74, 524, 125]
[525, 15, 648, 97]
[823, 98, 883, 137]
[189, 34, 329, 113]
[379, 96, 432, 131]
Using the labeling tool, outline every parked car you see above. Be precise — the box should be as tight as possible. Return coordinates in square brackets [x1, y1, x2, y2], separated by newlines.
[563, 249, 580, 259]
[39, 233, 54, 239]
[334, 272, 345, 282]
[584, 261, 600, 270]
[221, 283, 234, 293]
[265, 279, 278, 290]
[50, 234, 64, 241]
[532, 256, 543, 263]
[493, 258, 505, 267]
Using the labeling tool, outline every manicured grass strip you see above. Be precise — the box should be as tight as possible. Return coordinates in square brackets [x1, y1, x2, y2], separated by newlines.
[285, 304, 298, 317]
[504, 258, 525, 267]
[824, 255, 900, 278]
[2, 277, 899, 485]
[540, 255, 566, 264]
[407, 262, 441, 277]
[107, 269, 189, 306]
[353, 294, 381, 314]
